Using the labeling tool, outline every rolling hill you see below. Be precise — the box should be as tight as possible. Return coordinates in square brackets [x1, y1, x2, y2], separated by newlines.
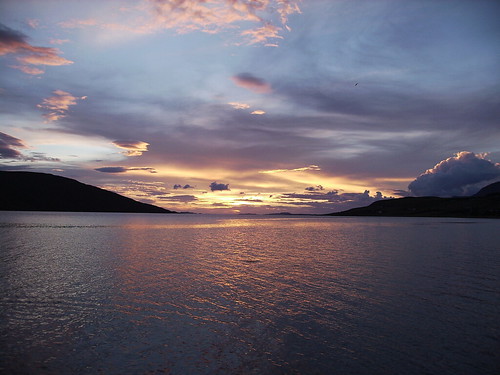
[327, 181, 500, 218]
[0, 171, 176, 214]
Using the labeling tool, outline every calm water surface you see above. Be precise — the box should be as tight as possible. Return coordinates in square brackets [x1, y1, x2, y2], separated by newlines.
[0, 212, 499, 374]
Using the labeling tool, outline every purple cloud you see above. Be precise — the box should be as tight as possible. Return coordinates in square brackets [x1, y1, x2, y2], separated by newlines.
[95, 166, 157, 174]
[173, 184, 194, 190]
[408, 151, 500, 197]
[159, 195, 198, 203]
[0, 23, 73, 75]
[231, 73, 271, 93]
[0, 131, 25, 158]
[305, 185, 324, 192]
[210, 181, 230, 191]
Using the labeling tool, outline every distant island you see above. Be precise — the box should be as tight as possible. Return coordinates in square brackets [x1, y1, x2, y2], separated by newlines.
[0, 171, 176, 214]
[328, 182, 500, 218]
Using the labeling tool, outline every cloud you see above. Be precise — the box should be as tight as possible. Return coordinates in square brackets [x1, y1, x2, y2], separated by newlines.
[173, 184, 194, 190]
[37, 90, 86, 122]
[95, 166, 157, 173]
[228, 102, 250, 110]
[240, 23, 282, 46]
[0, 132, 60, 162]
[260, 165, 321, 174]
[0, 23, 73, 75]
[159, 195, 198, 203]
[231, 73, 272, 93]
[26, 19, 40, 29]
[251, 110, 266, 115]
[146, 0, 300, 45]
[408, 151, 500, 197]
[23, 152, 61, 162]
[58, 18, 98, 29]
[56, 0, 300, 45]
[279, 189, 388, 213]
[0, 131, 26, 158]
[112, 140, 150, 156]
[210, 181, 230, 191]
[9, 65, 44, 75]
[50, 39, 70, 45]
[305, 185, 324, 192]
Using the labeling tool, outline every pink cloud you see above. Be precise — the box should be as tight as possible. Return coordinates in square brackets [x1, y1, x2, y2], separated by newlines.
[58, 18, 98, 29]
[26, 19, 40, 29]
[10, 64, 44, 75]
[0, 24, 73, 75]
[57, 1, 301, 45]
[228, 102, 250, 110]
[232, 73, 272, 94]
[240, 23, 283, 46]
[50, 39, 70, 45]
[147, 0, 300, 44]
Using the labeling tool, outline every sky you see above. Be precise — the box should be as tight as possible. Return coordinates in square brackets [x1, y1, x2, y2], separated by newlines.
[1, 0, 499, 214]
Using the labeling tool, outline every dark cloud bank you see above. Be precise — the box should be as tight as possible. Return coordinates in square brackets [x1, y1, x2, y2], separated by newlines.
[408, 151, 500, 197]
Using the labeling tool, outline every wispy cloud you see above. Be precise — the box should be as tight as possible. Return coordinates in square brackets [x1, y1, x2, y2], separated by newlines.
[0, 131, 26, 159]
[240, 23, 282, 46]
[50, 39, 70, 45]
[251, 110, 266, 115]
[37, 90, 86, 122]
[228, 102, 250, 110]
[112, 140, 150, 156]
[159, 194, 198, 203]
[9, 64, 44, 75]
[26, 19, 40, 29]
[147, 0, 300, 44]
[56, 0, 300, 45]
[0, 132, 60, 162]
[95, 166, 157, 174]
[232, 73, 271, 93]
[278, 189, 388, 214]
[260, 165, 321, 174]
[0, 23, 73, 75]
[58, 18, 98, 29]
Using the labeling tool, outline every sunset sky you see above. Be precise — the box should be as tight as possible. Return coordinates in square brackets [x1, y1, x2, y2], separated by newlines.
[1, 0, 499, 214]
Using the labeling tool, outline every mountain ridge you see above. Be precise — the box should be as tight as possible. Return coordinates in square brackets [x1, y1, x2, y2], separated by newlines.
[0, 171, 176, 214]
[327, 181, 500, 218]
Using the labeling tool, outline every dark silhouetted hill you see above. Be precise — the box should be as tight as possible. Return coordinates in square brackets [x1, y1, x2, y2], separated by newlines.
[473, 181, 500, 197]
[327, 181, 500, 218]
[0, 171, 176, 213]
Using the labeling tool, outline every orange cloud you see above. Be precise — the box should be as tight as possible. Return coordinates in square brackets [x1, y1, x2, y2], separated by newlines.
[251, 110, 266, 115]
[112, 140, 150, 156]
[37, 90, 86, 122]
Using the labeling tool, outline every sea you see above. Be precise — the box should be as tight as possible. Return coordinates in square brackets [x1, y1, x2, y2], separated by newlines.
[0, 211, 498, 375]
